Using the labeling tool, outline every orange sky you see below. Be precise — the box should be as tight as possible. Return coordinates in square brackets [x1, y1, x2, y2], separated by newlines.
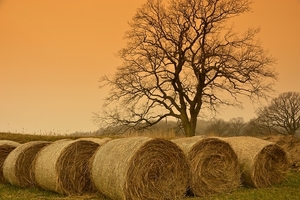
[1, 0, 300, 134]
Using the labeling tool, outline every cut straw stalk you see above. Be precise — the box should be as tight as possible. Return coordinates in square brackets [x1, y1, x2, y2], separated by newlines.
[91, 137, 189, 200]
[216, 136, 289, 188]
[3, 141, 51, 187]
[0, 140, 20, 183]
[34, 138, 111, 195]
[172, 136, 240, 197]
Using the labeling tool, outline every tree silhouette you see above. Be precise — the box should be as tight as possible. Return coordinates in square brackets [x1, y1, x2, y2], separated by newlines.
[95, 0, 277, 137]
[204, 119, 228, 136]
[255, 92, 300, 135]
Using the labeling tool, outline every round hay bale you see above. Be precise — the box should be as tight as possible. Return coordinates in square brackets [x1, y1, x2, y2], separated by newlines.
[264, 135, 300, 171]
[91, 136, 189, 200]
[218, 136, 289, 188]
[76, 137, 112, 145]
[172, 136, 240, 197]
[34, 138, 111, 195]
[0, 140, 20, 183]
[3, 141, 51, 187]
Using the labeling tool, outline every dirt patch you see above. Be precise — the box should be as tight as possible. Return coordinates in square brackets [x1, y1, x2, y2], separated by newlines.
[263, 135, 300, 172]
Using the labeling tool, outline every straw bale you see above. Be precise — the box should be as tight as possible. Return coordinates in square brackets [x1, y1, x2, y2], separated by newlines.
[217, 136, 289, 188]
[34, 138, 110, 195]
[172, 136, 240, 197]
[264, 135, 300, 171]
[76, 137, 112, 145]
[91, 136, 189, 200]
[3, 141, 51, 187]
[0, 140, 20, 183]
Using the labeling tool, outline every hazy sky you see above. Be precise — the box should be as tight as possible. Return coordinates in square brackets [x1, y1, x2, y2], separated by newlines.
[1, 0, 300, 134]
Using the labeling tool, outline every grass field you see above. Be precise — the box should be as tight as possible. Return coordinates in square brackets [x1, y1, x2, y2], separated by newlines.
[0, 171, 299, 200]
[1, 132, 300, 200]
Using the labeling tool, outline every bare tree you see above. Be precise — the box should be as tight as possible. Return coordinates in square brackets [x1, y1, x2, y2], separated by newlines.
[204, 118, 228, 136]
[255, 92, 300, 135]
[95, 0, 277, 137]
[245, 117, 274, 136]
[228, 117, 245, 136]
[204, 117, 245, 136]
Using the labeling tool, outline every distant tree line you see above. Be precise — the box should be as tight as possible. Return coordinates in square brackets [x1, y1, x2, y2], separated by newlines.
[91, 92, 300, 137]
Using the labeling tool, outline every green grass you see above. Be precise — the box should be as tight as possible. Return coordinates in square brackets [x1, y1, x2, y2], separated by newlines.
[0, 184, 106, 200]
[1, 132, 300, 200]
[187, 171, 300, 200]
[0, 171, 299, 200]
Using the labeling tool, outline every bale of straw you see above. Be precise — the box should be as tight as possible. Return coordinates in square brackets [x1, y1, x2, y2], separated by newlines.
[264, 135, 300, 171]
[217, 136, 289, 188]
[172, 136, 240, 197]
[0, 140, 20, 183]
[34, 138, 111, 195]
[3, 141, 51, 187]
[91, 137, 189, 200]
[76, 137, 112, 145]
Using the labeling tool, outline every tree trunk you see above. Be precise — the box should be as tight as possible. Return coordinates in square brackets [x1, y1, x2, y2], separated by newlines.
[189, 114, 197, 137]
[185, 125, 195, 137]
[182, 117, 197, 137]
[290, 129, 296, 136]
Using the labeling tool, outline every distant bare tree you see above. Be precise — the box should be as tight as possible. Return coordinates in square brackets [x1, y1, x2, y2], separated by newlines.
[228, 117, 245, 136]
[255, 92, 300, 135]
[95, 0, 277, 137]
[247, 116, 274, 136]
[204, 119, 228, 136]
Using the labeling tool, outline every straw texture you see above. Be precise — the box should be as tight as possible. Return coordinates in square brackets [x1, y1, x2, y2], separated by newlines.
[173, 136, 240, 197]
[91, 137, 189, 200]
[34, 138, 110, 195]
[0, 140, 20, 183]
[218, 136, 289, 188]
[264, 135, 300, 171]
[3, 141, 51, 187]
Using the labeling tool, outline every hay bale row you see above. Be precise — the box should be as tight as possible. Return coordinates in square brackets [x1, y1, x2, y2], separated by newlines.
[0, 140, 20, 183]
[34, 138, 111, 195]
[172, 136, 240, 197]
[91, 137, 189, 200]
[3, 141, 51, 188]
[0, 136, 289, 199]
[216, 136, 289, 188]
[1, 137, 189, 199]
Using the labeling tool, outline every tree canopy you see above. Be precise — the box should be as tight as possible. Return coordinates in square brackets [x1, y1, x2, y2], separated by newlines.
[255, 92, 300, 135]
[94, 0, 277, 137]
